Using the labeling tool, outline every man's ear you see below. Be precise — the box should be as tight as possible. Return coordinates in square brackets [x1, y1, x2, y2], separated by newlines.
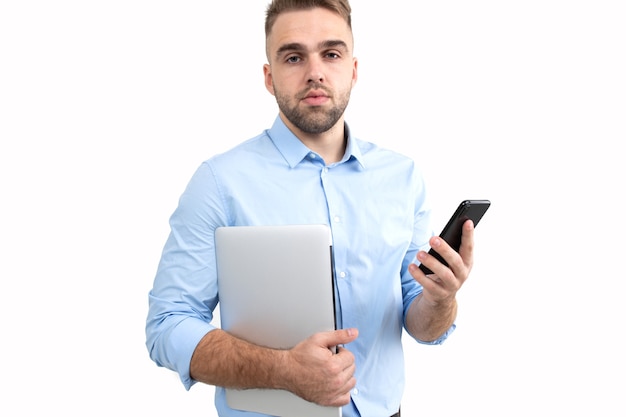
[263, 64, 275, 96]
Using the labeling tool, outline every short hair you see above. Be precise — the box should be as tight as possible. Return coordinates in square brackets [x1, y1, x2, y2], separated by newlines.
[265, 0, 352, 38]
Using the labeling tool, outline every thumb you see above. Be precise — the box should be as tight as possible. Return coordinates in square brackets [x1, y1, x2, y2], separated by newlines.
[317, 328, 358, 348]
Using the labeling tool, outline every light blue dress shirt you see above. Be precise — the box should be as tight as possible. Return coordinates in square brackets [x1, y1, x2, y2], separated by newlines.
[146, 116, 455, 417]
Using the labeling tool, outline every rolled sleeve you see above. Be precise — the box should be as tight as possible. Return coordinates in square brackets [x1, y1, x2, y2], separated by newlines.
[170, 318, 217, 390]
[145, 161, 226, 389]
[146, 292, 218, 389]
[415, 323, 456, 345]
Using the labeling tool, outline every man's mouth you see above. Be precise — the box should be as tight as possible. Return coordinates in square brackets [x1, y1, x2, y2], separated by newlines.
[302, 90, 330, 105]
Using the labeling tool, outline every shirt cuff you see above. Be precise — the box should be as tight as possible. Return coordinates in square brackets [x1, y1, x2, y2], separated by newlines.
[170, 318, 217, 390]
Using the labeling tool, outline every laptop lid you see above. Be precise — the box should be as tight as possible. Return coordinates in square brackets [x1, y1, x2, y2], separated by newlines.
[215, 224, 341, 417]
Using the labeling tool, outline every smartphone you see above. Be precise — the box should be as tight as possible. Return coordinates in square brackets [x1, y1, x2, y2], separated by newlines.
[419, 199, 491, 275]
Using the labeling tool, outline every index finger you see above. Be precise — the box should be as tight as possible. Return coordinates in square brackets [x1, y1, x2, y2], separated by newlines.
[458, 219, 475, 268]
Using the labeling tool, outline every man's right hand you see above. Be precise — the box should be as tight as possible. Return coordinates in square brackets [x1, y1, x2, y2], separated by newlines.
[280, 328, 359, 407]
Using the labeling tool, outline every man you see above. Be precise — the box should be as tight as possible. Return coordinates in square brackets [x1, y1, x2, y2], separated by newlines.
[146, 1, 476, 416]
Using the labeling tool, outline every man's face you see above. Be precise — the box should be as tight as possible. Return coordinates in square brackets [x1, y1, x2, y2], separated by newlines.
[264, 8, 358, 135]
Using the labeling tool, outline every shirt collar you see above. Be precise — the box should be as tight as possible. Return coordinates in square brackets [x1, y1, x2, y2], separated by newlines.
[267, 115, 366, 169]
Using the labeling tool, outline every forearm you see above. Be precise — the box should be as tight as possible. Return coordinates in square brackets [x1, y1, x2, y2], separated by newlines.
[405, 293, 457, 342]
[189, 329, 288, 390]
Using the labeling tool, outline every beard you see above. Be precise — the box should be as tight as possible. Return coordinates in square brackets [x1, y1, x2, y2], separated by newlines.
[274, 83, 351, 134]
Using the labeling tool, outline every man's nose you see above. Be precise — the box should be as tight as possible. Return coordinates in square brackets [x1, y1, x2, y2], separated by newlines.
[307, 57, 324, 83]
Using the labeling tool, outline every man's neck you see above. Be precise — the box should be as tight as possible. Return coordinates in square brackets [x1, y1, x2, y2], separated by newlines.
[282, 116, 347, 164]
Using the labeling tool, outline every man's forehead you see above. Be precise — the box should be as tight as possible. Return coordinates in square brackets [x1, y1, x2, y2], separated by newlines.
[266, 8, 353, 54]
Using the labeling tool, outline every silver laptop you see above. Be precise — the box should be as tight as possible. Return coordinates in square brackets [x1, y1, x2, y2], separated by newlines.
[215, 224, 341, 417]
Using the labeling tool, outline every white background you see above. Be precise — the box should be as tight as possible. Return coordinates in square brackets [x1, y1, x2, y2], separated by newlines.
[1, 1, 625, 416]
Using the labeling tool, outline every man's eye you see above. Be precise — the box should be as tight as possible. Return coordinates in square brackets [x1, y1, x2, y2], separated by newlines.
[287, 56, 301, 63]
[326, 52, 340, 59]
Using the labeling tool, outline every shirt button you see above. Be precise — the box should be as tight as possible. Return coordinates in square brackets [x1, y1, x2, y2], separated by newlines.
[309, 153, 317, 159]
[339, 271, 347, 279]
[352, 388, 359, 395]
[333, 216, 341, 223]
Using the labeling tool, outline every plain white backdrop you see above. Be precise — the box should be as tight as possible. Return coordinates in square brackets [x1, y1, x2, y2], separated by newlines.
[1, 1, 625, 416]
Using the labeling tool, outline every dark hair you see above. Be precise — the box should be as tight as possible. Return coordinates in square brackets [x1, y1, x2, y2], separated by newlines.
[265, 0, 352, 37]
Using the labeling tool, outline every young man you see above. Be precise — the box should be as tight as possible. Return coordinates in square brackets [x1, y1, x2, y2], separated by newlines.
[146, 1, 476, 416]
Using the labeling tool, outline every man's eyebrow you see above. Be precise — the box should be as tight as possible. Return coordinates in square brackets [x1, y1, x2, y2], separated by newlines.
[319, 39, 349, 51]
[275, 39, 349, 58]
[276, 42, 305, 58]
